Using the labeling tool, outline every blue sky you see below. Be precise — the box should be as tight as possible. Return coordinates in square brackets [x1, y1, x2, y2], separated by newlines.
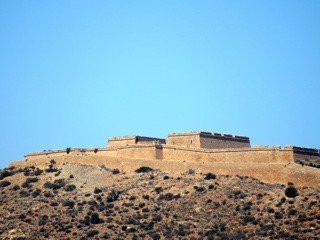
[1, 1, 319, 168]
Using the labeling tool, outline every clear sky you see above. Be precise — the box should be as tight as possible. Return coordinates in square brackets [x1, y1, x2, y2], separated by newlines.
[1, 1, 319, 168]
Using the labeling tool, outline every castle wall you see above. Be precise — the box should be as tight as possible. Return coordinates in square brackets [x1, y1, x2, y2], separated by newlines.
[161, 146, 293, 164]
[200, 134, 250, 149]
[166, 134, 200, 148]
[291, 146, 320, 167]
[166, 132, 250, 149]
[107, 136, 136, 148]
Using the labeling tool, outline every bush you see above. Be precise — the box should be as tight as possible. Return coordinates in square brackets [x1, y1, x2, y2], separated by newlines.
[285, 184, 299, 198]
[112, 169, 120, 174]
[106, 189, 120, 202]
[135, 166, 153, 173]
[43, 179, 65, 190]
[26, 177, 38, 184]
[19, 190, 29, 197]
[66, 147, 71, 154]
[0, 180, 11, 188]
[194, 186, 206, 192]
[155, 187, 163, 194]
[87, 230, 99, 237]
[32, 189, 41, 198]
[50, 159, 56, 164]
[242, 215, 256, 224]
[94, 187, 102, 194]
[64, 184, 76, 192]
[90, 212, 102, 224]
[34, 168, 43, 176]
[62, 200, 75, 208]
[94, 148, 98, 154]
[12, 185, 20, 191]
[0, 170, 14, 180]
[163, 175, 169, 180]
[204, 172, 216, 180]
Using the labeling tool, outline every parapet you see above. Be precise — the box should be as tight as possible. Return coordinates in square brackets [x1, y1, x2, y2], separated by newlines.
[107, 135, 165, 148]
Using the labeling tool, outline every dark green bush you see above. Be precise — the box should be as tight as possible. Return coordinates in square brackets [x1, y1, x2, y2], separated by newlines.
[0, 180, 11, 188]
[204, 172, 216, 180]
[135, 166, 153, 173]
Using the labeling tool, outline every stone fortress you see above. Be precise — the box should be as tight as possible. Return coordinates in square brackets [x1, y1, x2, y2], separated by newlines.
[11, 131, 320, 186]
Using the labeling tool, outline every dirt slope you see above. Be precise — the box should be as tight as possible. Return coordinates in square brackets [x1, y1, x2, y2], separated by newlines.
[0, 162, 319, 240]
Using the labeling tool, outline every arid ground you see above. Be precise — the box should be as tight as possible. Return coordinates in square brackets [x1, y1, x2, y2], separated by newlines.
[0, 161, 319, 240]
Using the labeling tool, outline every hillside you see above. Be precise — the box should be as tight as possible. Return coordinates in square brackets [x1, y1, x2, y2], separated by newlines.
[0, 162, 319, 240]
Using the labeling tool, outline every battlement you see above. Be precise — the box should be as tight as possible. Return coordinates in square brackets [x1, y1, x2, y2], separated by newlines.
[168, 131, 250, 142]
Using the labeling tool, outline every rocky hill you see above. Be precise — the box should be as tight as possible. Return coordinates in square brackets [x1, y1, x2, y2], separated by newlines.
[0, 162, 319, 240]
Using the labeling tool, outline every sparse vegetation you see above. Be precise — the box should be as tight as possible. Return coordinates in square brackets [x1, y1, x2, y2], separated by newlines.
[0, 180, 11, 188]
[66, 147, 71, 154]
[285, 183, 299, 198]
[135, 166, 153, 173]
[64, 184, 76, 192]
[0, 164, 318, 239]
[204, 172, 216, 180]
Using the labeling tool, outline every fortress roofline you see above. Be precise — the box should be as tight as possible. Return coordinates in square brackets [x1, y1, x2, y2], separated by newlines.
[168, 131, 250, 141]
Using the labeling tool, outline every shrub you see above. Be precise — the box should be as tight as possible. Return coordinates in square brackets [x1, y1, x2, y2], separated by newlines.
[87, 230, 99, 237]
[12, 185, 20, 191]
[64, 184, 76, 192]
[152, 214, 162, 222]
[106, 189, 120, 202]
[69, 174, 74, 179]
[25, 177, 38, 184]
[112, 169, 120, 174]
[163, 175, 169, 180]
[66, 147, 71, 154]
[19, 190, 29, 197]
[90, 212, 102, 224]
[135, 166, 153, 173]
[44, 191, 54, 198]
[194, 186, 206, 192]
[275, 211, 283, 219]
[155, 187, 163, 194]
[187, 169, 195, 175]
[62, 200, 75, 208]
[32, 189, 41, 198]
[204, 172, 216, 180]
[94, 148, 98, 154]
[242, 215, 256, 224]
[94, 187, 102, 194]
[43, 179, 65, 190]
[34, 168, 43, 176]
[0, 180, 11, 188]
[158, 193, 176, 201]
[50, 159, 56, 164]
[288, 208, 297, 216]
[0, 170, 14, 180]
[243, 202, 252, 211]
[285, 184, 299, 198]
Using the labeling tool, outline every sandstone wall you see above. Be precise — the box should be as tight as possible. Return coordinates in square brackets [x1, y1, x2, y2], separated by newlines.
[166, 132, 250, 149]
[161, 146, 293, 164]
[166, 134, 200, 148]
[200, 136, 250, 149]
[107, 136, 136, 148]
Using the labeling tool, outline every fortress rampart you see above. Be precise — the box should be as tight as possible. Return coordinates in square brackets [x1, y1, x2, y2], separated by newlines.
[22, 144, 319, 166]
[11, 130, 320, 187]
